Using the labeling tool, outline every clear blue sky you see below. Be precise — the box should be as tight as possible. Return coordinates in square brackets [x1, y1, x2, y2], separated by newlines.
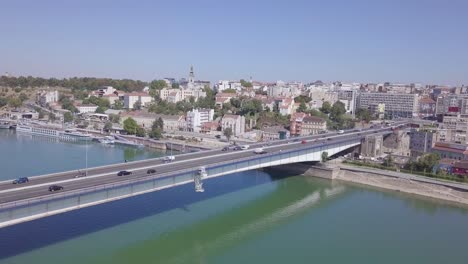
[1, 0, 467, 85]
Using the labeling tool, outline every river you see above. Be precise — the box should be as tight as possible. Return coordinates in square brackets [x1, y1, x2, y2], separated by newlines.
[1, 129, 468, 263]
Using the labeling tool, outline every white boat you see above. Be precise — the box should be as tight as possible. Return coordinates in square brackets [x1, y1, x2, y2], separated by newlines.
[0, 122, 10, 129]
[98, 136, 115, 144]
[16, 125, 92, 141]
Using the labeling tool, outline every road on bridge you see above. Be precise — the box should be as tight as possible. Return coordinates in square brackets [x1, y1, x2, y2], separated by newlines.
[0, 124, 404, 205]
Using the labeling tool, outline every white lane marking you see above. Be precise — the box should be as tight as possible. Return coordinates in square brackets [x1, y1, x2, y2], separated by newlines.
[0, 128, 392, 195]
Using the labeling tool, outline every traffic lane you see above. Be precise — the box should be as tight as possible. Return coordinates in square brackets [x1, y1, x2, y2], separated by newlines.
[0, 136, 363, 203]
[1, 139, 323, 203]
[0, 148, 224, 191]
[0, 129, 380, 192]
[0, 130, 369, 193]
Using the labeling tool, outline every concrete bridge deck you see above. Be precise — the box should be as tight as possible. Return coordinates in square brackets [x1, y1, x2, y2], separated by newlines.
[0, 124, 404, 227]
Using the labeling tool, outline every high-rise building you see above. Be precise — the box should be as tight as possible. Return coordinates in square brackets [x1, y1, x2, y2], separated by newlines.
[186, 108, 214, 132]
[357, 92, 418, 119]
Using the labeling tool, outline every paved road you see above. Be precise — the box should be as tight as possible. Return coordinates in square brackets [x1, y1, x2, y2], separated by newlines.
[0, 125, 404, 204]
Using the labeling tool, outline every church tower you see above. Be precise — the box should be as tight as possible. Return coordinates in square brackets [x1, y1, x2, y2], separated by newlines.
[189, 65, 195, 84]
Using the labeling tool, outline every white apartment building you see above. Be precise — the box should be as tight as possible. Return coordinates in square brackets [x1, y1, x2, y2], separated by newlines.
[124, 93, 153, 109]
[159, 88, 207, 103]
[186, 108, 214, 132]
[221, 114, 246, 136]
[92, 86, 116, 97]
[216, 80, 242, 92]
[357, 92, 418, 119]
[37, 90, 59, 106]
[279, 98, 295, 116]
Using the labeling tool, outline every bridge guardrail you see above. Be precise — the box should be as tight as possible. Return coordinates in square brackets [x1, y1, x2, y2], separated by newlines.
[0, 136, 368, 211]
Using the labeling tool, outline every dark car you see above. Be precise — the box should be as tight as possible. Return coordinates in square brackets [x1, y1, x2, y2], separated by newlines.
[293, 139, 300, 142]
[12, 177, 29, 184]
[327, 138, 332, 141]
[233, 146, 242, 151]
[147, 169, 156, 174]
[48, 185, 64, 192]
[301, 140, 307, 144]
[215, 135, 221, 139]
[222, 146, 230, 151]
[117, 170, 132, 176]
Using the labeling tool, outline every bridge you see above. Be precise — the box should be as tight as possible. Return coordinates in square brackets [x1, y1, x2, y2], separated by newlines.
[0, 124, 404, 228]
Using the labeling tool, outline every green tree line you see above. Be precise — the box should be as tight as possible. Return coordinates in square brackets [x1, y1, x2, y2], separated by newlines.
[0, 76, 147, 92]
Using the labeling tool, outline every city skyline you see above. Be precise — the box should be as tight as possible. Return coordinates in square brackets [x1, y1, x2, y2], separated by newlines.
[1, 0, 467, 85]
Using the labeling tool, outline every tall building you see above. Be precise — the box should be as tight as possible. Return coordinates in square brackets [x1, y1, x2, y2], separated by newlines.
[357, 92, 418, 119]
[409, 130, 437, 157]
[186, 108, 214, 132]
[188, 65, 195, 84]
[36, 90, 59, 106]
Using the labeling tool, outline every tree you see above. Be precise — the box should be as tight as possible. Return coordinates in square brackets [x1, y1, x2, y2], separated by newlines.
[240, 79, 253, 88]
[0, 97, 7, 108]
[48, 112, 56, 121]
[95, 106, 107, 114]
[223, 128, 233, 142]
[8, 97, 22, 108]
[321, 151, 328, 163]
[113, 100, 124, 110]
[150, 80, 167, 90]
[155, 117, 164, 130]
[294, 95, 312, 104]
[109, 113, 120, 123]
[172, 83, 180, 89]
[38, 110, 45, 119]
[104, 121, 113, 131]
[63, 112, 74, 123]
[320, 101, 332, 114]
[356, 108, 372, 122]
[223, 88, 237, 93]
[382, 156, 394, 167]
[123, 117, 138, 135]
[19, 93, 29, 102]
[330, 101, 346, 120]
[136, 126, 146, 137]
[133, 100, 142, 110]
[297, 102, 307, 113]
[149, 118, 164, 139]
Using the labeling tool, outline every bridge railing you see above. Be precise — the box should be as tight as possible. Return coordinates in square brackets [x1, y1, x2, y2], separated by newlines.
[0, 136, 366, 211]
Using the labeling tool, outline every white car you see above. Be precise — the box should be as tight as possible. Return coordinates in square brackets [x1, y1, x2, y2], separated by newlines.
[240, 145, 250, 150]
[162, 156, 175, 162]
[337, 130, 344, 134]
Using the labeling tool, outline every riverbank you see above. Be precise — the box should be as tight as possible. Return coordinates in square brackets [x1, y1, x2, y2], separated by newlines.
[269, 162, 468, 207]
[336, 165, 468, 207]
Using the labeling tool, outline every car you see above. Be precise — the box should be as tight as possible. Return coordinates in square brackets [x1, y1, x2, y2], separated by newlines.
[147, 169, 156, 174]
[215, 135, 221, 139]
[48, 185, 64, 192]
[162, 156, 175, 163]
[222, 146, 230, 151]
[240, 145, 250, 150]
[327, 138, 332, 141]
[117, 170, 132, 176]
[12, 177, 29, 184]
[337, 130, 344, 134]
[253, 148, 267, 154]
[293, 139, 300, 142]
[301, 140, 307, 144]
[233, 146, 242, 150]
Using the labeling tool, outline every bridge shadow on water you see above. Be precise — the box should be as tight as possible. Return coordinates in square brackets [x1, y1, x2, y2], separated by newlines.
[0, 170, 296, 260]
